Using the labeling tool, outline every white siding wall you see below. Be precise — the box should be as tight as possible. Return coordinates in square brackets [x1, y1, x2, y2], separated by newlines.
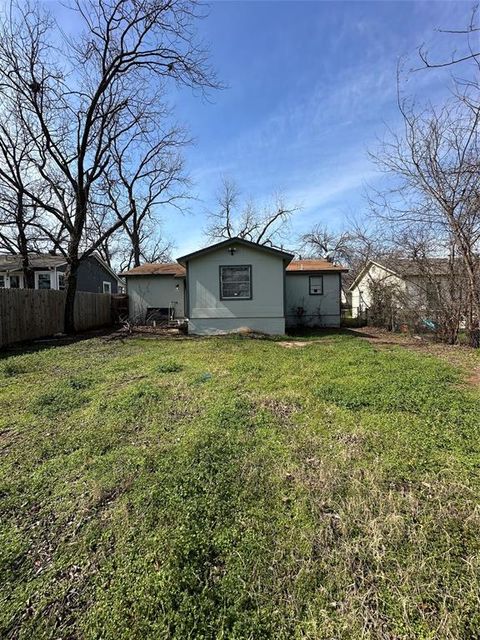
[186, 245, 286, 335]
[350, 264, 405, 317]
[285, 273, 341, 327]
[127, 276, 185, 320]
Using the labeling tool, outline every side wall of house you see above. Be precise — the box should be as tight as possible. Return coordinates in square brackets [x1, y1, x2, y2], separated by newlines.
[350, 264, 406, 317]
[72, 257, 119, 294]
[285, 272, 342, 327]
[186, 245, 286, 335]
[127, 276, 185, 320]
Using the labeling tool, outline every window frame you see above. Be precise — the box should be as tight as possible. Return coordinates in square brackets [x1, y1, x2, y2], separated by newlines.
[102, 281, 112, 294]
[219, 265, 252, 301]
[57, 273, 66, 290]
[8, 274, 22, 289]
[309, 275, 324, 296]
[35, 271, 52, 290]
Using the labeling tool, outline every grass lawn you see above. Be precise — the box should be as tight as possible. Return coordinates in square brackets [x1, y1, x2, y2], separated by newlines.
[1, 332, 479, 639]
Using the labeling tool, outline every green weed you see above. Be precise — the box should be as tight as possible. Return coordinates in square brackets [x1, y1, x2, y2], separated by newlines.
[156, 360, 183, 373]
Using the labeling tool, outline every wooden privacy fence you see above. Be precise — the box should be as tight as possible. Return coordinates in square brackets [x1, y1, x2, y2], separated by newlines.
[0, 289, 112, 348]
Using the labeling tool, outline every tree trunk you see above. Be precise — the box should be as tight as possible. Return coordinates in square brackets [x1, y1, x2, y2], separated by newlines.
[64, 259, 79, 334]
[16, 194, 35, 288]
[132, 228, 141, 267]
[64, 271, 77, 334]
[22, 258, 35, 289]
[64, 187, 86, 334]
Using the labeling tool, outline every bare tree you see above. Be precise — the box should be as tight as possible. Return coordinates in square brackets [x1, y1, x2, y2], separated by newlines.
[0, 0, 217, 332]
[113, 218, 175, 273]
[0, 109, 68, 285]
[205, 177, 298, 246]
[0, 111, 42, 288]
[104, 117, 188, 269]
[418, 4, 479, 74]
[83, 204, 123, 268]
[370, 95, 480, 346]
[300, 224, 352, 263]
[300, 217, 399, 287]
[416, 3, 479, 119]
[402, 230, 467, 344]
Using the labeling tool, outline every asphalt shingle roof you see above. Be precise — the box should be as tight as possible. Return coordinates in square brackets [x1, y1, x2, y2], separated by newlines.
[121, 262, 186, 277]
[0, 253, 66, 270]
[286, 259, 347, 272]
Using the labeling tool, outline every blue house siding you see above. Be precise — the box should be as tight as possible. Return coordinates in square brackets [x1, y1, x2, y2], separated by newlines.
[57, 257, 119, 293]
[78, 257, 119, 294]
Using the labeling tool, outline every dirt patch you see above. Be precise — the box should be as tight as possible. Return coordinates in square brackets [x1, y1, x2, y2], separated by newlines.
[103, 326, 193, 342]
[278, 341, 310, 348]
[277, 338, 337, 349]
[349, 327, 428, 347]
[466, 368, 480, 387]
[258, 397, 302, 420]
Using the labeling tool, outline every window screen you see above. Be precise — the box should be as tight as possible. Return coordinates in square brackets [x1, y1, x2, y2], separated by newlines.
[309, 275, 323, 295]
[9, 275, 20, 288]
[220, 265, 252, 299]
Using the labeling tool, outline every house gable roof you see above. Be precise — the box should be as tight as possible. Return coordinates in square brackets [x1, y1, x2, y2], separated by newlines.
[0, 252, 125, 285]
[0, 253, 66, 271]
[348, 258, 454, 291]
[91, 254, 126, 285]
[121, 262, 186, 277]
[176, 237, 294, 266]
[348, 260, 393, 291]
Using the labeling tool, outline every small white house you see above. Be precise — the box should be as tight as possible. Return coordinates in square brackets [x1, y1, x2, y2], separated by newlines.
[349, 259, 451, 318]
[123, 238, 348, 335]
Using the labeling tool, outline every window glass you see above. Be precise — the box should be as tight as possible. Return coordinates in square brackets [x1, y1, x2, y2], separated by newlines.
[0, 275, 5, 288]
[220, 266, 251, 299]
[9, 275, 20, 288]
[38, 273, 51, 289]
[309, 276, 323, 295]
[57, 274, 65, 290]
[103, 281, 112, 293]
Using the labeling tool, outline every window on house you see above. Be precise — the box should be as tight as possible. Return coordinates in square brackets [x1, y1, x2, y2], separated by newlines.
[103, 281, 112, 294]
[9, 275, 21, 288]
[220, 265, 252, 300]
[309, 276, 323, 295]
[57, 274, 65, 290]
[37, 273, 51, 289]
[0, 275, 5, 288]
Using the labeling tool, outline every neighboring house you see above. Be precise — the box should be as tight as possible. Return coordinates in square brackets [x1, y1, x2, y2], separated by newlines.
[349, 259, 452, 318]
[0, 253, 124, 294]
[123, 237, 348, 335]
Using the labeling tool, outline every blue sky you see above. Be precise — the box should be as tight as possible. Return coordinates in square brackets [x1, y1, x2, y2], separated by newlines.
[162, 0, 474, 255]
